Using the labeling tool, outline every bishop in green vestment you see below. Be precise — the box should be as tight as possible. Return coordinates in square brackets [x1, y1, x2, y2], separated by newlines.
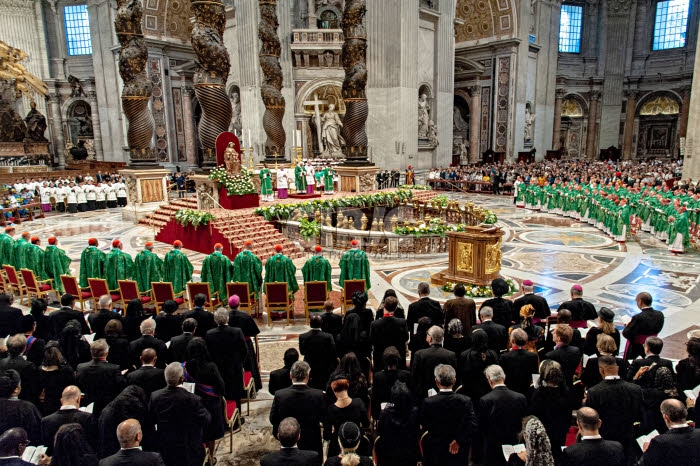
[79, 238, 107, 288]
[105, 239, 134, 290]
[302, 245, 332, 291]
[44, 236, 71, 292]
[0, 226, 16, 266]
[27, 237, 48, 280]
[200, 243, 233, 300]
[294, 162, 306, 194]
[12, 231, 32, 271]
[264, 245, 299, 294]
[323, 167, 335, 194]
[232, 241, 263, 297]
[338, 239, 371, 290]
[260, 164, 273, 202]
[668, 207, 690, 253]
[133, 242, 163, 293]
[163, 240, 193, 294]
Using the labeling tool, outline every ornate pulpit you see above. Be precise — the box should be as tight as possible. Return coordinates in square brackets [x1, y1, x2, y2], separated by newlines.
[431, 227, 505, 286]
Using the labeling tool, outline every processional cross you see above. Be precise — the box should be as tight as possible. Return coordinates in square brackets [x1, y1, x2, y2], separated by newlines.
[303, 92, 329, 152]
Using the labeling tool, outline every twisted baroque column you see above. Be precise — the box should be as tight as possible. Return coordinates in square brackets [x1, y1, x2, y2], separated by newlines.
[259, 0, 286, 162]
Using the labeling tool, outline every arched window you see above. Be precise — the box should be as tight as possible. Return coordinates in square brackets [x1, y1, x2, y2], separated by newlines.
[317, 7, 340, 29]
[64, 5, 92, 56]
[652, 0, 690, 50]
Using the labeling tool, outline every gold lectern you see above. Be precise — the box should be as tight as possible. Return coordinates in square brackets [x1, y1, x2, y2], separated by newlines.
[431, 227, 505, 286]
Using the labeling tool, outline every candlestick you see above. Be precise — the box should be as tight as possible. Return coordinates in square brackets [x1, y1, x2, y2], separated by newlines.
[248, 129, 252, 152]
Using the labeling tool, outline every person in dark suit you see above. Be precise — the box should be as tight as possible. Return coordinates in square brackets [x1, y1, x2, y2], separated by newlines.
[584, 307, 621, 356]
[269, 361, 326, 455]
[0, 293, 22, 338]
[640, 399, 700, 466]
[512, 279, 551, 322]
[371, 347, 410, 419]
[419, 364, 477, 466]
[626, 337, 673, 381]
[544, 324, 581, 388]
[581, 334, 629, 389]
[443, 284, 476, 335]
[149, 363, 211, 466]
[498, 328, 539, 397]
[98, 419, 164, 466]
[370, 296, 408, 371]
[585, 356, 642, 463]
[128, 319, 169, 369]
[88, 296, 122, 341]
[320, 300, 343, 345]
[479, 278, 515, 328]
[125, 349, 165, 396]
[268, 348, 298, 396]
[260, 417, 321, 466]
[49, 295, 92, 339]
[543, 309, 585, 354]
[0, 335, 38, 404]
[181, 294, 215, 338]
[558, 284, 597, 324]
[473, 307, 508, 353]
[76, 339, 125, 416]
[530, 360, 571, 461]
[0, 428, 34, 466]
[406, 282, 444, 332]
[560, 407, 624, 466]
[153, 300, 183, 345]
[41, 385, 96, 455]
[479, 364, 528, 466]
[0, 370, 41, 446]
[622, 292, 665, 360]
[298, 316, 336, 390]
[227, 295, 263, 390]
[169, 318, 196, 363]
[410, 326, 456, 399]
[205, 309, 247, 407]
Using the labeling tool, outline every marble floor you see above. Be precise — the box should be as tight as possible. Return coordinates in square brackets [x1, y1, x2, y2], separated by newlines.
[14, 193, 700, 464]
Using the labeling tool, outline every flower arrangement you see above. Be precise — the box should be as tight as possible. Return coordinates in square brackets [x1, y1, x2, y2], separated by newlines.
[430, 195, 449, 207]
[399, 184, 431, 190]
[441, 278, 518, 298]
[298, 218, 321, 240]
[394, 217, 450, 237]
[174, 209, 215, 229]
[209, 166, 257, 196]
[482, 210, 498, 225]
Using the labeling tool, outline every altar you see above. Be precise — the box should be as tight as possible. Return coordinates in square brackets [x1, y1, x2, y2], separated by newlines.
[431, 227, 506, 286]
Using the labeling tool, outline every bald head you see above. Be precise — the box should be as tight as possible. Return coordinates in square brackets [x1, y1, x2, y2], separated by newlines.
[140, 348, 157, 366]
[60, 385, 81, 406]
[576, 407, 601, 434]
[660, 398, 687, 425]
[0, 428, 28, 457]
[116, 419, 142, 449]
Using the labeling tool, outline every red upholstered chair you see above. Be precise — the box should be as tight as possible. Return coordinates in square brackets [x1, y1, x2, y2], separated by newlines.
[187, 282, 219, 312]
[242, 369, 256, 416]
[151, 282, 187, 314]
[20, 269, 53, 302]
[221, 398, 242, 453]
[264, 282, 293, 327]
[304, 281, 328, 325]
[341, 279, 366, 315]
[226, 282, 257, 317]
[3, 265, 26, 304]
[61, 275, 92, 311]
[118, 280, 153, 311]
[88, 278, 121, 310]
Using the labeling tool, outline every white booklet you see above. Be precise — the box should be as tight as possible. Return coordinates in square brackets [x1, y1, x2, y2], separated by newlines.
[531, 374, 540, 386]
[80, 402, 94, 413]
[502, 444, 525, 460]
[619, 315, 632, 325]
[165, 340, 171, 349]
[636, 430, 659, 450]
[583, 354, 597, 368]
[21, 445, 47, 464]
[178, 382, 195, 393]
[83, 333, 96, 344]
[684, 384, 700, 401]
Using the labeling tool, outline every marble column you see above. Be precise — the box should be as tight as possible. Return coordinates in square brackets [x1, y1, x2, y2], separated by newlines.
[307, 0, 316, 28]
[182, 86, 198, 169]
[682, 28, 700, 180]
[552, 89, 565, 150]
[86, 90, 104, 160]
[468, 85, 481, 163]
[48, 93, 65, 168]
[623, 90, 638, 160]
[586, 91, 600, 159]
[680, 89, 691, 138]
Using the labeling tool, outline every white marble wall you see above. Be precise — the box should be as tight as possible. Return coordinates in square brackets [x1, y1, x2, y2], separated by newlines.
[683, 31, 700, 180]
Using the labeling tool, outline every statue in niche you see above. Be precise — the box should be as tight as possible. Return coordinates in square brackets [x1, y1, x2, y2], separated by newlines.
[229, 89, 242, 134]
[24, 101, 47, 142]
[418, 93, 430, 138]
[324, 51, 334, 67]
[453, 105, 468, 133]
[69, 140, 89, 161]
[428, 120, 439, 146]
[321, 103, 345, 156]
[223, 142, 241, 174]
[68, 75, 84, 97]
[524, 103, 535, 143]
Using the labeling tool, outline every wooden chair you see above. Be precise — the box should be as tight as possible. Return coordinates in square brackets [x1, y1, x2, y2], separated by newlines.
[60, 275, 92, 311]
[373, 435, 382, 466]
[242, 369, 256, 416]
[187, 282, 219, 312]
[419, 431, 429, 459]
[341, 279, 366, 315]
[226, 282, 257, 317]
[264, 282, 294, 327]
[118, 280, 153, 312]
[88, 278, 121, 310]
[221, 397, 242, 453]
[20, 269, 53, 302]
[151, 282, 187, 314]
[303, 281, 328, 325]
[3, 265, 27, 304]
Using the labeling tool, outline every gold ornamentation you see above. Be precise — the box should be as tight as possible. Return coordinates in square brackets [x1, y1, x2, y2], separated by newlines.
[360, 213, 368, 231]
[640, 96, 680, 116]
[561, 98, 584, 117]
[485, 238, 502, 274]
[456, 242, 473, 273]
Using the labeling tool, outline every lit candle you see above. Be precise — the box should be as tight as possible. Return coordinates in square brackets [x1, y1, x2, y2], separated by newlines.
[296, 129, 302, 148]
[292, 129, 296, 148]
[248, 129, 252, 150]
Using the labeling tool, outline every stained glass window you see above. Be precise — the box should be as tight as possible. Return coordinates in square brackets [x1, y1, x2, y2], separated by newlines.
[64, 5, 92, 56]
[559, 5, 583, 53]
[653, 0, 690, 50]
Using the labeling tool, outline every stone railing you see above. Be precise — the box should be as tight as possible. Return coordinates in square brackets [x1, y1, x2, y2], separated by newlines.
[292, 29, 344, 46]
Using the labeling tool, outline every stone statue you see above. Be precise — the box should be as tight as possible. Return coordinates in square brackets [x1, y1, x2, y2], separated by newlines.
[418, 93, 430, 138]
[24, 101, 47, 142]
[321, 103, 345, 157]
[230, 89, 242, 134]
[427, 120, 438, 146]
[223, 142, 241, 174]
[525, 104, 535, 142]
[69, 140, 89, 161]
[67, 75, 84, 97]
[453, 105, 468, 132]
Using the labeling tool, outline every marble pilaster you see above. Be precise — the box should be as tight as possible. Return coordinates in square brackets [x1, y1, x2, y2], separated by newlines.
[85, 89, 104, 161]
[307, 0, 317, 28]
[48, 92, 66, 168]
[468, 85, 481, 163]
[182, 86, 198, 170]
[682, 30, 700, 181]
[586, 91, 600, 159]
[552, 89, 565, 150]
[680, 89, 691, 138]
[623, 90, 638, 160]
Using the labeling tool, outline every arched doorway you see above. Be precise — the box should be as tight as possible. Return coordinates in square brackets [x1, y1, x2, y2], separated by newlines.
[453, 94, 470, 165]
[297, 82, 345, 157]
[636, 94, 680, 159]
[559, 96, 586, 159]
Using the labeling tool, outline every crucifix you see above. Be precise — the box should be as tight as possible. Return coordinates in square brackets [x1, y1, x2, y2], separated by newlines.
[303, 92, 328, 154]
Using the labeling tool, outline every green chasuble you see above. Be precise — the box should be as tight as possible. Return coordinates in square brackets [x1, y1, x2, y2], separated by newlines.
[264, 253, 299, 294]
[669, 211, 691, 249]
[338, 248, 371, 290]
[27, 244, 48, 280]
[260, 169, 273, 195]
[232, 250, 263, 296]
[301, 254, 332, 291]
[200, 251, 233, 300]
[163, 249, 193, 294]
[294, 165, 306, 192]
[133, 249, 164, 293]
[13, 238, 31, 271]
[0, 234, 15, 266]
[44, 245, 71, 292]
[324, 169, 334, 192]
[79, 246, 107, 288]
[105, 249, 134, 290]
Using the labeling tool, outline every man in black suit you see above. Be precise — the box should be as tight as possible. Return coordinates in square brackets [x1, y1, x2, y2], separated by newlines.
[0, 428, 33, 466]
[41, 385, 96, 455]
[268, 348, 298, 396]
[473, 307, 508, 353]
[407, 282, 444, 333]
[419, 364, 477, 466]
[153, 299, 183, 345]
[205, 309, 247, 408]
[125, 349, 165, 396]
[512, 279, 551, 321]
[128, 319, 169, 368]
[182, 294, 215, 337]
[320, 300, 342, 345]
[0, 370, 41, 445]
[585, 356, 642, 463]
[0, 335, 37, 404]
[370, 296, 408, 371]
[87, 295, 122, 340]
[479, 364, 528, 466]
[260, 417, 321, 466]
[544, 324, 581, 387]
[76, 339, 125, 416]
[410, 326, 457, 398]
[298, 316, 336, 390]
[626, 336, 673, 381]
[269, 361, 326, 455]
[98, 419, 164, 466]
[0, 293, 23, 338]
[558, 284, 597, 323]
[227, 294, 262, 390]
[499, 328, 539, 397]
[371, 347, 410, 418]
[49, 294, 91, 338]
[169, 318, 196, 362]
[641, 399, 700, 465]
[149, 363, 211, 466]
[560, 407, 624, 466]
[622, 292, 665, 360]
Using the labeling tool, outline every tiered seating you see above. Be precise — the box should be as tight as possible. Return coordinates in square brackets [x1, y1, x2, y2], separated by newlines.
[139, 197, 199, 232]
